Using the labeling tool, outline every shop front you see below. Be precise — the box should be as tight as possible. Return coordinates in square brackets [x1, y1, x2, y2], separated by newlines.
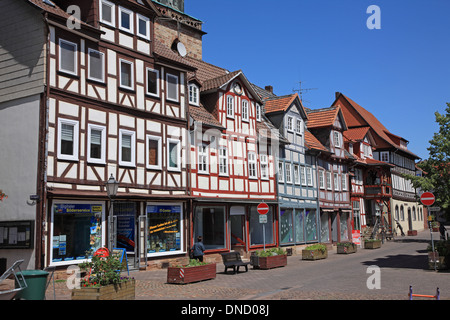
[279, 207, 319, 246]
[319, 208, 352, 244]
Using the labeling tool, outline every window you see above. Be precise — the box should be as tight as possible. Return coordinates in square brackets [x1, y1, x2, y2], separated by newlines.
[137, 14, 150, 40]
[227, 96, 234, 117]
[326, 171, 332, 190]
[100, 0, 115, 26]
[294, 165, 300, 185]
[256, 104, 261, 122]
[285, 163, 292, 183]
[400, 206, 405, 221]
[194, 206, 226, 250]
[381, 151, 389, 162]
[300, 166, 307, 186]
[189, 83, 199, 106]
[334, 173, 340, 191]
[119, 6, 133, 34]
[167, 139, 181, 171]
[242, 100, 249, 121]
[306, 167, 313, 186]
[88, 49, 105, 82]
[166, 73, 179, 102]
[260, 154, 268, 179]
[58, 118, 79, 161]
[59, 39, 77, 75]
[146, 135, 161, 170]
[87, 124, 106, 164]
[287, 116, 294, 132]
[319, 170, 325, 189]
[278, 161, 284, 182]
[119, 129, 135, 167]
[119, 59, 134, 89]
[198, 144, 208, 174]
[219, 147, 228, 176]
[248, 152, 257, 179]
[146, 68, 159, 96]
[334, 131, 341, 147]
[296, 118, 303, 135]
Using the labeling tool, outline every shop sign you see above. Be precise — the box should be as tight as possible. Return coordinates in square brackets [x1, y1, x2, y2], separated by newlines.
[54, 203, 102, 214]
[147, 205, 181, 214]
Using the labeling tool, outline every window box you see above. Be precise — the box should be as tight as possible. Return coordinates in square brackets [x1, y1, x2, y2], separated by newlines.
[336, 242, 357, 254]
[167, 262, 216, 284]
[302, 244, 328, 260]
[250, 248, 287, 270]
[364, 239, 382, 249]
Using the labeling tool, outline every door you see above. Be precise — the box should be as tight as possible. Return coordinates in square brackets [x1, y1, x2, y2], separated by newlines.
[408, 208, 413, 231]
[230, 206, 246, 252]
[114, 202, 137, 268]
[331, 213, 338, 243]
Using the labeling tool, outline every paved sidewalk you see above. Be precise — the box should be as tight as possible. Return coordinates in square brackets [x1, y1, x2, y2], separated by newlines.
[45, 230, 449, 301]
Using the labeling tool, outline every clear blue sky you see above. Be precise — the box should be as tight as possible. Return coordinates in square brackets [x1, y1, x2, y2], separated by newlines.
[184, 0, 450, 160]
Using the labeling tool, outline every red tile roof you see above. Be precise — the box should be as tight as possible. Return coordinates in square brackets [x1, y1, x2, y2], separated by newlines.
[306, 106, 342, 129]
[304, 130, 329, 153]
[264, 94, 299, 114]
[343, 126, 370, 142]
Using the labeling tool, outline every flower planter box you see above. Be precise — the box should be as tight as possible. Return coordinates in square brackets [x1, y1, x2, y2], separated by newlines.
[364, 240, 382, 249]
[72, 279, 135, 300]
[167, 263, 216, 284]
[408, 230, 418, 236]
[251, 254, 287, 269]
[337, 243, 357, 254]
[302, 249, 328, 261]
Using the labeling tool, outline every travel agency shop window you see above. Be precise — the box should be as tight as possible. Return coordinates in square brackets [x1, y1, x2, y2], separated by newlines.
[50, 200, 105, 266]
[146, 203, 183, 256]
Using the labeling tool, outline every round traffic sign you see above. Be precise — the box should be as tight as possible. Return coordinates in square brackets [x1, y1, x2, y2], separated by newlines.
[257, 202, 269, 215]
[420, 192, 435, 206]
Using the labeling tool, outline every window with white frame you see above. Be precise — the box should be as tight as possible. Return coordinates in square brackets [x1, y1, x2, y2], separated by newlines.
[380, 151, 389, 162]
[256, 104, 261, 122]
[300, 166, 307, 186]
[88, 49, 105, 82]
[146, 68, 159, 96]
[334, 173, 340, 191]
[58, 118, 79, 161]
[306, 167, 313, 186]
[260, 154, 268, 179]
[285, 163, 292, 183]
[333, 131, 341, 147]
[242, 100, 249, 121]
[319, 170, 325, 189]
[189, 83, 199, 106]
[137, 14, 150, 40]
[341, 173, 348, 191]
[59, 39, 77, 75]
[166, 73, 179, 102]
[296, 118, 303, 135]
[294, 164, 300, 185]
[119, 59, 134, 89]
[167, 139, 181, 171]
[119, 6, 133, 34]
[119, 129, 135, 167]
[99, 0, 115, 26]
[226, 96, 234, 117]
[248, 152, 257, 179]
[146, 135, 162, 170]
[219, 147, 228, 176]
[326, 171, 332, 190]
[198, 144, 208, 174]
[278, 161, 284, 182]
[287, 116, 294, 132]
[87, 124, 106, 164]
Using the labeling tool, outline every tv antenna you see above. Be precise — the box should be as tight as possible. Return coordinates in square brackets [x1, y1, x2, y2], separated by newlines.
[292, 81, 317, 104]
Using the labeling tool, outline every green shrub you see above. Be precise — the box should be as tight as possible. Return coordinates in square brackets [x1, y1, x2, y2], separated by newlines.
[254, 247, 286, 257]
[304, 244, 327, 253]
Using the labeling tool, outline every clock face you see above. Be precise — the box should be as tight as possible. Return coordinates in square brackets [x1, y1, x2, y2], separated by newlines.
[233, 82, 243, 95]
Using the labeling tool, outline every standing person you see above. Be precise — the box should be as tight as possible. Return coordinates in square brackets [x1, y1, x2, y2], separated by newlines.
[191, 236, 206, 262]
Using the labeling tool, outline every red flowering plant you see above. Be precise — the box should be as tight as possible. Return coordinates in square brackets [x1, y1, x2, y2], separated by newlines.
[0, 190, 8, 202]
[78, 254, 134, 288]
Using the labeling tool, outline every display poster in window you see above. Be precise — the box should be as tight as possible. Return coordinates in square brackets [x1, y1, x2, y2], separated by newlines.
[52, 203, 102, 263]
[146, 205, 181, 254]
[114, 202, 136, 252]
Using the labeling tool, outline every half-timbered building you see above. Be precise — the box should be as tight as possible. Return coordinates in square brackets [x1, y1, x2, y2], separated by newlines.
[306, 106, 354, 244]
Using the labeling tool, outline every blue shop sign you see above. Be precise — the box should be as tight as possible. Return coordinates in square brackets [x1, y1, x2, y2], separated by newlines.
[54, 204, 103, 214]
[147, 205, 181, 214]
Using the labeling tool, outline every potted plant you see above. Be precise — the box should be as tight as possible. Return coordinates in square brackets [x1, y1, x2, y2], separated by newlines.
[302, 244, 328, 260]
[72, 254, 135, 300]
[167, 259, 216, 284]
[364, 238, 382, 249]
[427, 240, 450, 270]
[251, 248, 287, 269]
[337, 242, 357, 254]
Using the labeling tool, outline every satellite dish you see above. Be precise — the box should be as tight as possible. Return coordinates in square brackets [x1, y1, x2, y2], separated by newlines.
[177, 41, 187, 57]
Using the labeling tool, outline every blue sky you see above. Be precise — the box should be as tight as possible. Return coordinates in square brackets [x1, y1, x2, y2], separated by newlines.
[184, 0, 450, 160]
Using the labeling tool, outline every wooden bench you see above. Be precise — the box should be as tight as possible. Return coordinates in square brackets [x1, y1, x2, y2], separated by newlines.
[220, 252, 250, 274]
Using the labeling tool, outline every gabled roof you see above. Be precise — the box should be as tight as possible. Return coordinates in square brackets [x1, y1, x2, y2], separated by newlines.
[189, 103, 224, 130]
[305, 106, 347, 131]
[263, 93, 308, 120]
[333, 92, 420, 159]
[343, 126, 373, 144]
[304, 130, 329, 153]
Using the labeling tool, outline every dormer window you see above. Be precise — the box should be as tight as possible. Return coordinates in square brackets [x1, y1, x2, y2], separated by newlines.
[100, 0, 115, 27]
[296, 118, 303, 135]
[189, 83, 199, 106]
[286, 116, 294, 132]
[333, 131, 341, 148]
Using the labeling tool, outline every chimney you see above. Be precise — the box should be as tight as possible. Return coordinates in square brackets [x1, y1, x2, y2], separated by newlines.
[265, 85, 273, 94]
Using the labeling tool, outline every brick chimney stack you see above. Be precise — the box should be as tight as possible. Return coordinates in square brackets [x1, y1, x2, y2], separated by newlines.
[265, 85, 273, 94]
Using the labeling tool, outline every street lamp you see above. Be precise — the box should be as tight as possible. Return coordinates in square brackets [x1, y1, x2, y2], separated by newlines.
[105, 174, 119, 251]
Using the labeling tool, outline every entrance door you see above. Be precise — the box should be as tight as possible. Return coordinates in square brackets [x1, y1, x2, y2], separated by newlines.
[408, 208, 413, 231]
[331, 213, 338, 243]
[230, 206, 246, 253]
[114, 202, 137, 269]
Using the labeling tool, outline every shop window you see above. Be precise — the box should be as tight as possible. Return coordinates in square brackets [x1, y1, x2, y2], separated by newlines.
[249, 205, 274, 246]
[280, 209, 294, 244]
[305, 209, 318, 242]
[320, 212, 330, 243]
[51, 201, 104, 265]
[295, 209, 305, 243]
[340, 212, 349, 241]
[147, 203, 183, 255]
[194, 206, 226, 250]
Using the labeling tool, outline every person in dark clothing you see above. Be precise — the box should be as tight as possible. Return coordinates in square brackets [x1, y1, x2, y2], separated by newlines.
[439, 222, 447, 240]
[191, 236, 206, 262]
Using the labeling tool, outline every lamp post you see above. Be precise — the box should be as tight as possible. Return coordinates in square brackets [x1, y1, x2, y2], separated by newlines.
[105, 174, 119, 251]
